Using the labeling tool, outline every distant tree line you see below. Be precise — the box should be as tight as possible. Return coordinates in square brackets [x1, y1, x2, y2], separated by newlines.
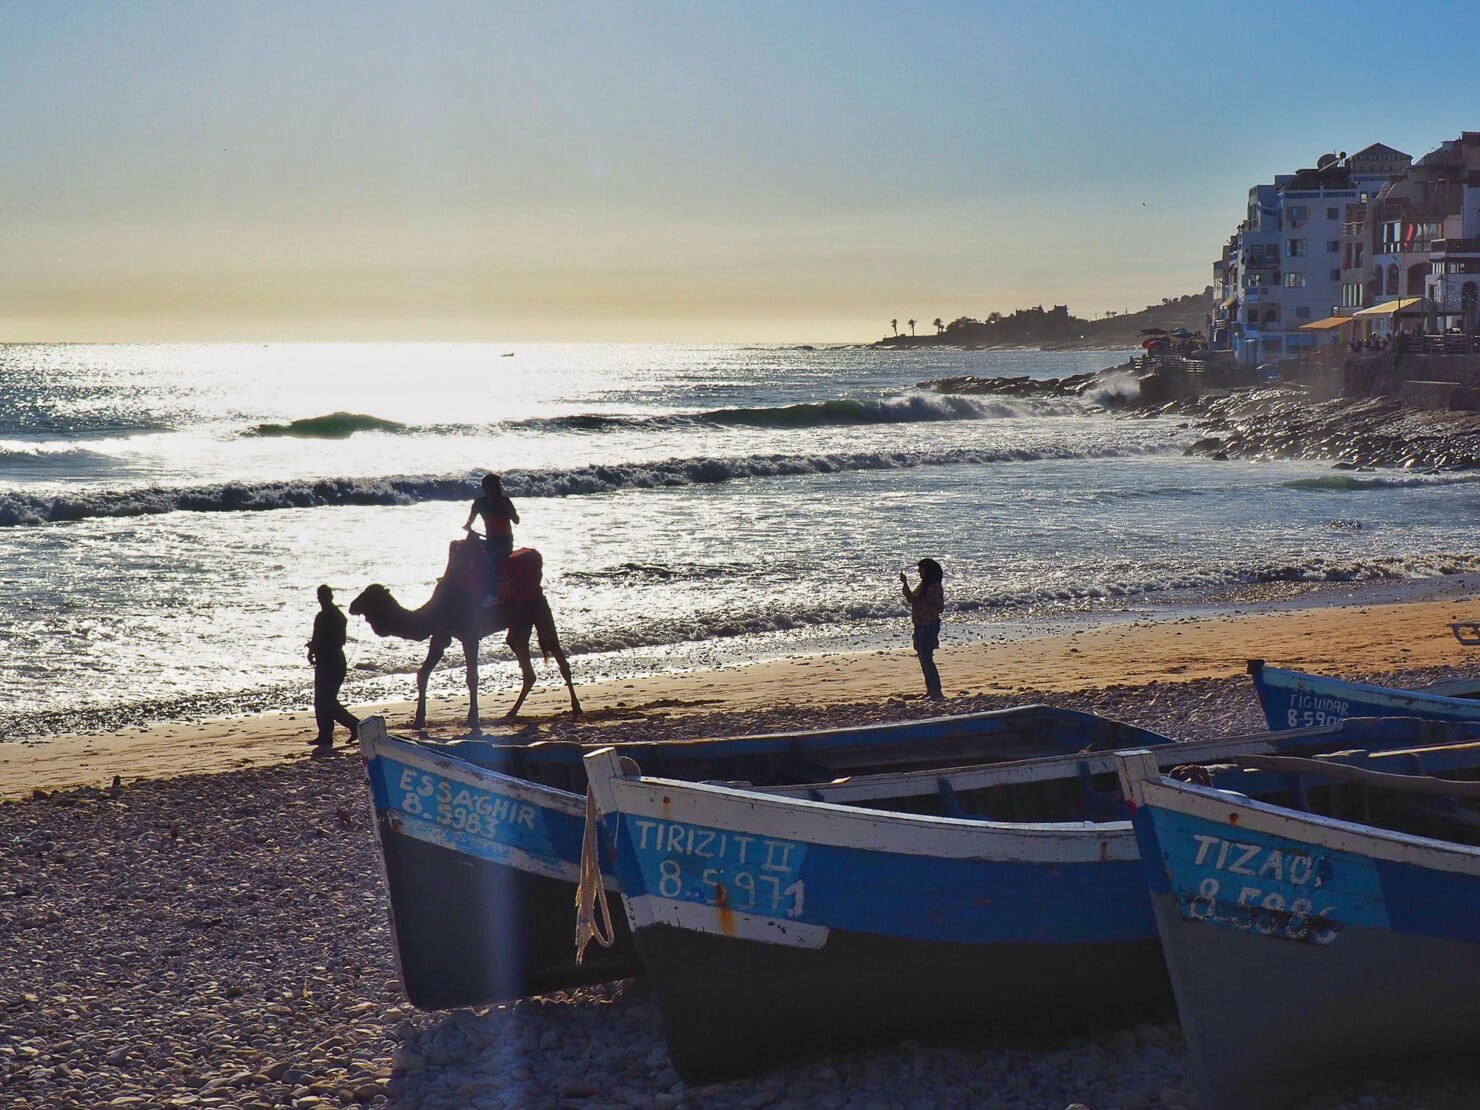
[878, 290, 1213, 347]
[940, 304, 1079, 344]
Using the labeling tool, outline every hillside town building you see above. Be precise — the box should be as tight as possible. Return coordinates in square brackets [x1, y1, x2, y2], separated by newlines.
[1212, 134, 1480, 368]
[1213, 145, 1409, 365]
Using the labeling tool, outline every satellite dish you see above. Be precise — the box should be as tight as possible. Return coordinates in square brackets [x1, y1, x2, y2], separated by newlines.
[1317, 153, 1337, 169]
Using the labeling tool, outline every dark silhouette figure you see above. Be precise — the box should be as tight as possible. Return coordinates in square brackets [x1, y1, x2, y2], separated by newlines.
[900, 558, 945, 701]
[463, 472, 520, 607]
[308, 584, 359, 748]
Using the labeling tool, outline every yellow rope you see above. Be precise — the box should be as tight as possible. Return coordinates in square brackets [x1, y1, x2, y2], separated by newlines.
[574, 786, 617, 964]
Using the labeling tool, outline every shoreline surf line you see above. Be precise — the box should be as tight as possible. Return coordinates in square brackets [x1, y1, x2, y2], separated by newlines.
[6, 585, 1480, 802]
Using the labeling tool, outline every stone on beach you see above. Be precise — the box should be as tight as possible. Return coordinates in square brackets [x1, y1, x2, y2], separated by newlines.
[3, 660, 1480, 1107]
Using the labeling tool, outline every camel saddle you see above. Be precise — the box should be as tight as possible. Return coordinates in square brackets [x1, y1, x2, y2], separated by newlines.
[445, 539, 541, 605]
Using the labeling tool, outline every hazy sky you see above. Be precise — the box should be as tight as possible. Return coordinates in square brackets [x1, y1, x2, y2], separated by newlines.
[5, 1, 1479, 342]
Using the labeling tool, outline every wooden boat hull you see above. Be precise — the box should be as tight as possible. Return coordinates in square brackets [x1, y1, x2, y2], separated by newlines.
[584, 716, 1480, 1081]
[1248, 658, 1480, 731]
[1120, 751, 1480, 1110]
[362, 728, 617, 1008]
[374, 809, 636, 1008]
[360, 706, 1168, 1010]
[633, 923, 1167, 1082]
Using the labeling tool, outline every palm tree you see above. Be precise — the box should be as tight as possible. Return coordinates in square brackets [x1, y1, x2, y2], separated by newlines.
[908, 319, 916, 336]
[933, 317, 944, 335]
[891, 318, 898, 336]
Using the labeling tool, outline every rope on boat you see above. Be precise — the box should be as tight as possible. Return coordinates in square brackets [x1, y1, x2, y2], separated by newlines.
[574, 786, 617, 964]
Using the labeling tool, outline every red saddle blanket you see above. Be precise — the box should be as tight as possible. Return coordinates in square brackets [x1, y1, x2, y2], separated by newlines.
[445, 539, 541, 604]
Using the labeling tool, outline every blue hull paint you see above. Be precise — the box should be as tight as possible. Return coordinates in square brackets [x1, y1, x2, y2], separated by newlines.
[610, 814, 1153, 946]
[605, 801, 1171, 1081]
[361, 704, 1168, 1008]
[1126, 753, 1480, 1110]
[592, 717, 1480, 1079]
[1248, 658, 1480, 731]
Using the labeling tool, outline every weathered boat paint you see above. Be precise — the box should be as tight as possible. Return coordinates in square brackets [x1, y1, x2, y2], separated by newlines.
[1120, 745, 1480, 1110]
[359, 704, 1167, 1009]
[1248, 658, 1480, 731]
[583, 715, 1480, 1082]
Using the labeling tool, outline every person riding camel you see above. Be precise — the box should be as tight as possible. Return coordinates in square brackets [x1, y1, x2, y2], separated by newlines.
[463, 472, 520, 608]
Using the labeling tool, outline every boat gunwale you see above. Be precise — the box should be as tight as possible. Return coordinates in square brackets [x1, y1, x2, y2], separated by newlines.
[1128, 763, 1480, 877]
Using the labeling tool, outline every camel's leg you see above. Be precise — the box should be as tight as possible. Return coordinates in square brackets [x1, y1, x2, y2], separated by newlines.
[551, 640, 580, 716]
[536, 600, 582, 716]
[504, 628, 537, 719]
[462, 637, 481, 729]
[414, 634, 450, 730]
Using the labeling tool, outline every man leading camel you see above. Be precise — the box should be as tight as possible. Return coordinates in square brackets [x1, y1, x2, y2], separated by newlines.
[307, 584, 360, 749]
[463, 472, 519, 608]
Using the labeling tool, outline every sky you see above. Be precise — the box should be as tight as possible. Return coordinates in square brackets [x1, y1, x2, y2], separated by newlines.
[4, 1, 1480, 343]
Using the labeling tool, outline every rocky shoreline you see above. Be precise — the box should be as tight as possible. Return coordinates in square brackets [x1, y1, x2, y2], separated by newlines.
[926, 367, 1480, 471]
[1166, 388, 1480, 470]
[6, 674, 1480, 1109]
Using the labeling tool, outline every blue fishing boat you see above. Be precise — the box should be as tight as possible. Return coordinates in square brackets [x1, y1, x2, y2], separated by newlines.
[1119, 741, 1480, 1110]
[581, 715, 1480, 1082]
[1247, 658, 1480, 730]
[358, 706, 1168, 1009]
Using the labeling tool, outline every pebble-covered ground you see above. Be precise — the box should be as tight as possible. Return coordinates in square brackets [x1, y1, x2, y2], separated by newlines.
[4, 674, 1480, 1110]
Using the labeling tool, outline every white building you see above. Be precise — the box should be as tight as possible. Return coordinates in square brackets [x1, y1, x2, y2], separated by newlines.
[1218, 147, 1409, 366]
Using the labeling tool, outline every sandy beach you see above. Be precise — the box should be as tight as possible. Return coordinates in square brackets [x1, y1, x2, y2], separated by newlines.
[6, 584, 1480, 1109]
[8, 582, 1480, 800]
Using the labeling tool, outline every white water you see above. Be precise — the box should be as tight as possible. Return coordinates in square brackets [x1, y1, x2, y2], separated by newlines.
[4, 342, 1478, 726]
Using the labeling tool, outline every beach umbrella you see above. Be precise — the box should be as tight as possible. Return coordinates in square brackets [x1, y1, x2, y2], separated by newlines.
[1170, 328, 1191, 338]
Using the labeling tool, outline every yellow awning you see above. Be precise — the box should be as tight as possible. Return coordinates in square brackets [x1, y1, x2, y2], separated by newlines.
[1220, 294, 1238, 309]
[1299, 315, 1357, 330]
[1353, 297, 1423, 317]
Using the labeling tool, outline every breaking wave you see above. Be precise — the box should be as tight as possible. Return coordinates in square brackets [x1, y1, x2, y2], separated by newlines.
[0, 442, 1177, 526]
[246, 412, 408, 438]
[516, 392, 1087, 434]
[1282, 472, 1480, 492]
[223, 392, 1090, 442]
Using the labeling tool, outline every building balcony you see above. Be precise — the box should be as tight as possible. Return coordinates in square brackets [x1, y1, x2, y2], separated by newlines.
[1378, 241, 1432, 255]
[1433, 238, 1480, 255]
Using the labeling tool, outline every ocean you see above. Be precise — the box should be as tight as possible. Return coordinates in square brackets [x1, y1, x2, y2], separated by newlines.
[4, 342, 1479, 731]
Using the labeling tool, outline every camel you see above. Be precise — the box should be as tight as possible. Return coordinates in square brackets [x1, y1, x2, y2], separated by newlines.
[349, 541, 581, 728]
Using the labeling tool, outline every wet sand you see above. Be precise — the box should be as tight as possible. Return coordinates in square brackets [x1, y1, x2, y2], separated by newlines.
[7, 583, 1480, 800]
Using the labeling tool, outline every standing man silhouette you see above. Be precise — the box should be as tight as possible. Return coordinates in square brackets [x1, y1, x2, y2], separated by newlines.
[308, 584, 359, 749]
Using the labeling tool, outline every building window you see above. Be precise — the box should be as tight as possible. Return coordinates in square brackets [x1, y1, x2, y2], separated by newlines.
[1330, 269, 1340, 282]
[1327, 241, 1340, 252]
[1296, 306, 1312, 319]
[1284, 272, 1307, 287]
[1286, 239, 1308, 257]
[1287, 206, 1308, 221]
[1327, 207, 1339, 220]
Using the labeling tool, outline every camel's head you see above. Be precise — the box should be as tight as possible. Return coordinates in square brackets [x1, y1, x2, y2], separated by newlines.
[349, 584, 393, 631]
